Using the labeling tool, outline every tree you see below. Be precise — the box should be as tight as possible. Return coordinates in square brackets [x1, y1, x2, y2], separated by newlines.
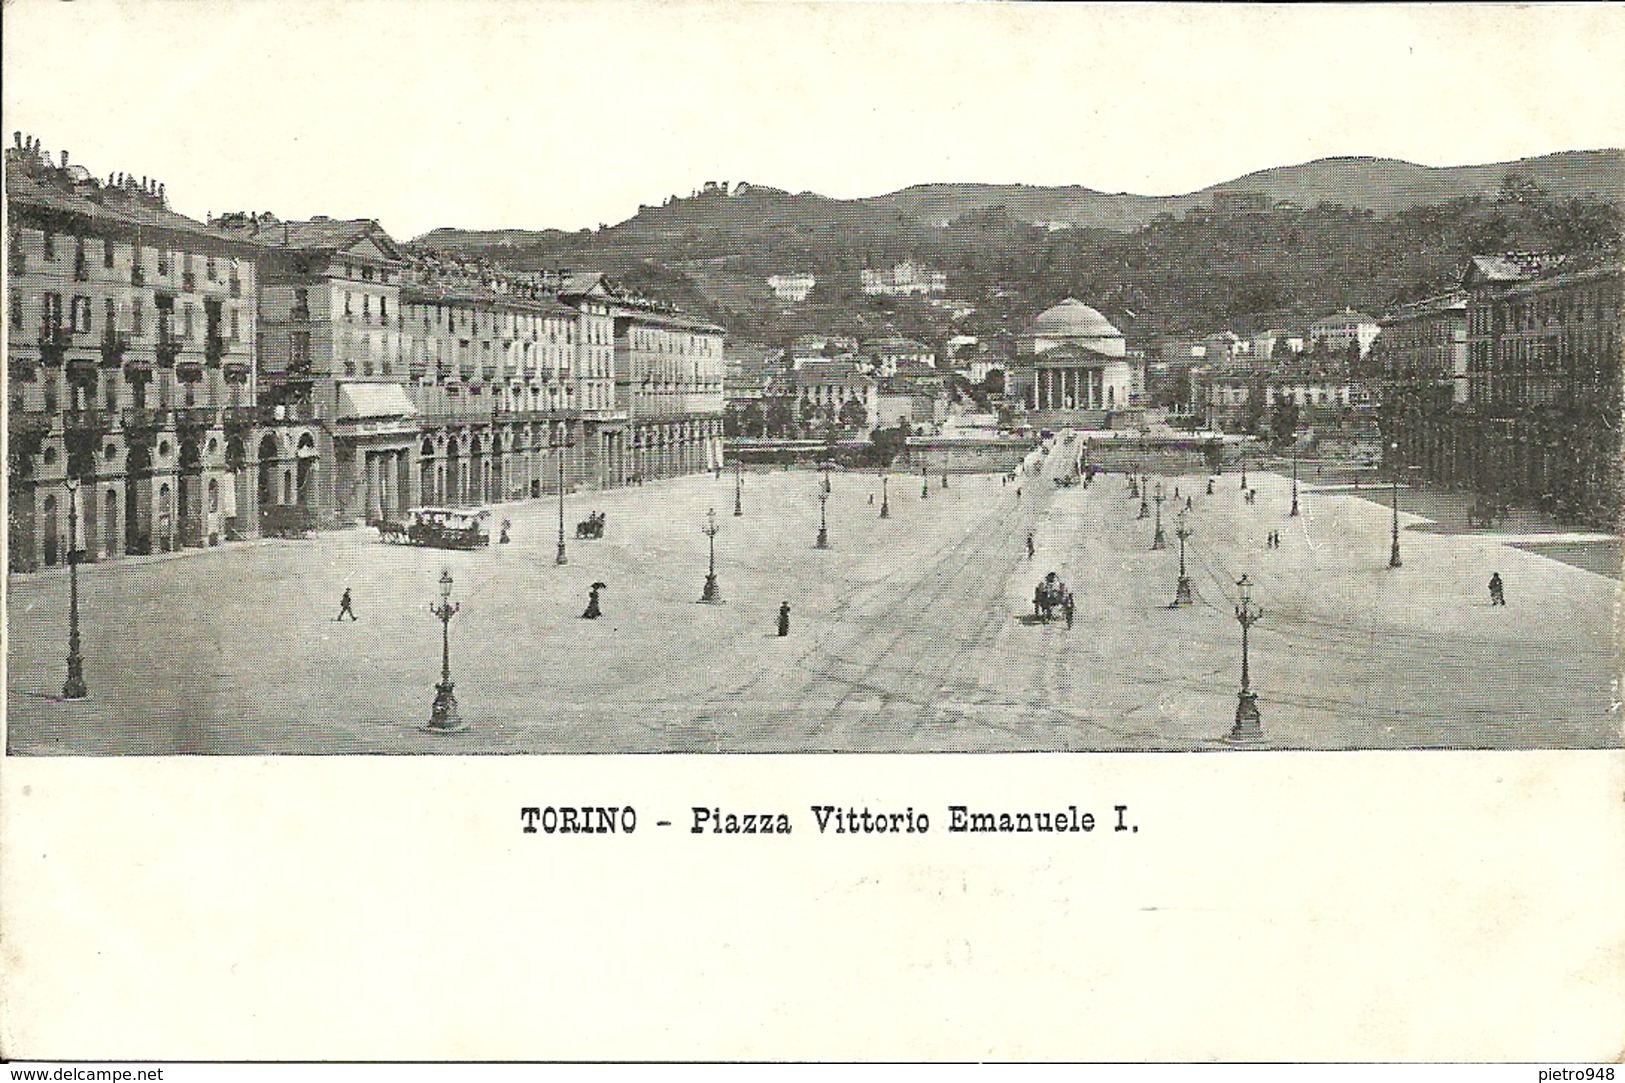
[1270, 398, 1301, 447]
[838, 397, 870, 432]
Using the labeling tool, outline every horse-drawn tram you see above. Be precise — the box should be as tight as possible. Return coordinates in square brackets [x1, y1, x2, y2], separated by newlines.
[378, 506, 491, 549]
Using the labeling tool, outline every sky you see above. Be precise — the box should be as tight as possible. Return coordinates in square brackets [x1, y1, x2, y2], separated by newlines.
[4, 1, 1624, 240]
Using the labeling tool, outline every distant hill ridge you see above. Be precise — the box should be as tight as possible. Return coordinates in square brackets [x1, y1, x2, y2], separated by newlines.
[415, 148, 1622, 246]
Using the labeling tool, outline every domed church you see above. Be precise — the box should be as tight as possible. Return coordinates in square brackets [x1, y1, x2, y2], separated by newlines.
[1011, 299, 1144, 425]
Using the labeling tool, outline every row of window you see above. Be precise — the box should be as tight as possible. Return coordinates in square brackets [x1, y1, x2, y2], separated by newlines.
[8, 227, 244, 288]
[13, 366, 248, 415]
[11, 291, 243, 341]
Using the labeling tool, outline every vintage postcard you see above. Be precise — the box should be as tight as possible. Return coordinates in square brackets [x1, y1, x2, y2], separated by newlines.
[3, 0, 1623, 1065]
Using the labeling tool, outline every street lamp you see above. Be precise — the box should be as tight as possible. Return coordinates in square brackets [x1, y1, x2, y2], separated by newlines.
[1289, 448, 1300, 517]
[921, 462, 930, 500]
[426, 569, 465, 733]
[815, 487, 830, 549]
[1172, 515, 1194, 606]
[1389, 441, 1403, 569]
[552, 421, 571, 565]
[879, 473, 890, 519]
[1151, 482, 1167, 549]
[62, 476, 87, 699]
[1225, 574, 1265, 745]
[941, 453, 949, 489]
[699, 507, 723, 603]
[733, 460, 743, 517]
[1240, 450, 1248, 490]
[1137, 471, 1150, 519]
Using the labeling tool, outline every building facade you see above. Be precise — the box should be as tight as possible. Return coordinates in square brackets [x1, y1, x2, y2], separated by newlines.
[861, 260, 947, 297]
[1009, 298, 1144, 427]
[607, 292, 725, 480]
[7, 137, 284, 571]
[1383, 256, 1621, 528]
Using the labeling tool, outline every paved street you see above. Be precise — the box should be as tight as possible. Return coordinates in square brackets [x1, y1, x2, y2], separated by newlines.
[7, 441, 1620, 754]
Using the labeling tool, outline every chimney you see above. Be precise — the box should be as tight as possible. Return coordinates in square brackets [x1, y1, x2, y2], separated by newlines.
[60, 150, 69, 168]
[12, 132, 20, 150]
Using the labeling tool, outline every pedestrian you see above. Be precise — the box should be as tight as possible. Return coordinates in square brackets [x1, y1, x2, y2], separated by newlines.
[335, 587, 357, 621]
[582, 583, 603, 619]
[1016, 486, 1022, 502]
[1174, 486, 1180, 500]
[1026, 532, 1035, 560]
[777, 600, 791, 637]
[868, 493, 875, 506]
[1489, 572, 1505, 606]
[499, 518, 511, 544]
[1206, 478, 1214, 496]
[1185, 496, 1193, 512]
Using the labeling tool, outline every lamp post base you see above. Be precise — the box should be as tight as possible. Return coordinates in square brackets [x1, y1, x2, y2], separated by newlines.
[699, 574, 723, 604]
[1290, 498, 1300, 517]
[63, 654, 87, 699]
[555, 542, 568, 566]
[425, 680, 467, 734]
[879, 501, 889, 519]
[1151, 528, 1166, 550]
[1173, 576, 1193, 606]
[814, 529, 829, 550]
[1225, 690, 1264, 745]
[1389, 543, 1403, 569]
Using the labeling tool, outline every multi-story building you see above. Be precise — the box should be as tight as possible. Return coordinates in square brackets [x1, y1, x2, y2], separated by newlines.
[1308, 307, 1382, 359]
[1370, 293, 1469, 481]
[602, 289, 725, 480]
[793, 359, 878, 433]
[7, 136, 276, 570]
[861, 260, 947, 297]
[766, 273, 816, 303]
[862, 335, 936, 376]
[400, 256, 592, 507]
[1456, 255, 1619, 526]
[212, 213, 412, 527]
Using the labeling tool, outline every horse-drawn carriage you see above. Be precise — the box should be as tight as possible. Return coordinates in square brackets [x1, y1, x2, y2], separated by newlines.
[378, 506, 491, 549]
[1033, 571, 1074, 624]
[575, 511, 606, 539]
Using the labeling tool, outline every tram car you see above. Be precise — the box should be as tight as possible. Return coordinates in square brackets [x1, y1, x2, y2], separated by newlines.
[378, 506, 492, 549]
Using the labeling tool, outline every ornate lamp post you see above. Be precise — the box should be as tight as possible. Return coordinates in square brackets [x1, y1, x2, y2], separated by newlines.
[699, 507, 723, 603]
[1225, 574, 1265, 745]
[823, 462, 832, 495]
[921, 461, 930, 499]
[1137, 471, 1150, 519]
[1151, 482, 1167, 549]
[1240, 450, 1248, 490]
[1172, 515, 1194, 606]
[426, 569, 465, 733]
[1389, 441, 1403, 568]
[551, 421, 572, 565]
[1289, 448, 1300, 517]
[815, 487, 830, 549]
[879, 473, 890, 519]
[62, 477, 87, 699]
[941, 452, 949, 489]
[733, 460, 743, 517]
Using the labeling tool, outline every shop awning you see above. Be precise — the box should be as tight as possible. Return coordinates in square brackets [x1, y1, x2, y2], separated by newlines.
[337, 383, 418, 420]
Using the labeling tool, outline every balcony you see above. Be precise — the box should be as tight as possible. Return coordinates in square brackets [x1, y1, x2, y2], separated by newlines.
[63, 409, 109, 434]
[100, 330, 132, 368]
[176, 358, 205, 383]
[175, 406, 218, 431]
[223, 358, 251, 383]
[38, 324, 73, 364]
[259, 401, 317, 425]
[11, 412, 53, 438]
[123, 407, 173, 432]
[222, 405, 261, 429]
[155, 332, 183, 367]
[66, 358, 100, 387]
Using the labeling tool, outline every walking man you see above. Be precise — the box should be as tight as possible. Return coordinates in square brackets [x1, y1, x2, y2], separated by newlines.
[1489, 572, 1505, 606]
[336, 587, 357, 621]
[1026, 532, 1036, 560]
[582, 583, 604, 619]
[777, 601, 791, 637]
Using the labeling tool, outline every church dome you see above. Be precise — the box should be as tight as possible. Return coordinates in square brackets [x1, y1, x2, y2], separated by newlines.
[1032, 298, 1122, 340]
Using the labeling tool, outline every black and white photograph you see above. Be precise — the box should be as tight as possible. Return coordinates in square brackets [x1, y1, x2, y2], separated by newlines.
[2, 0, 1622, 1066]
